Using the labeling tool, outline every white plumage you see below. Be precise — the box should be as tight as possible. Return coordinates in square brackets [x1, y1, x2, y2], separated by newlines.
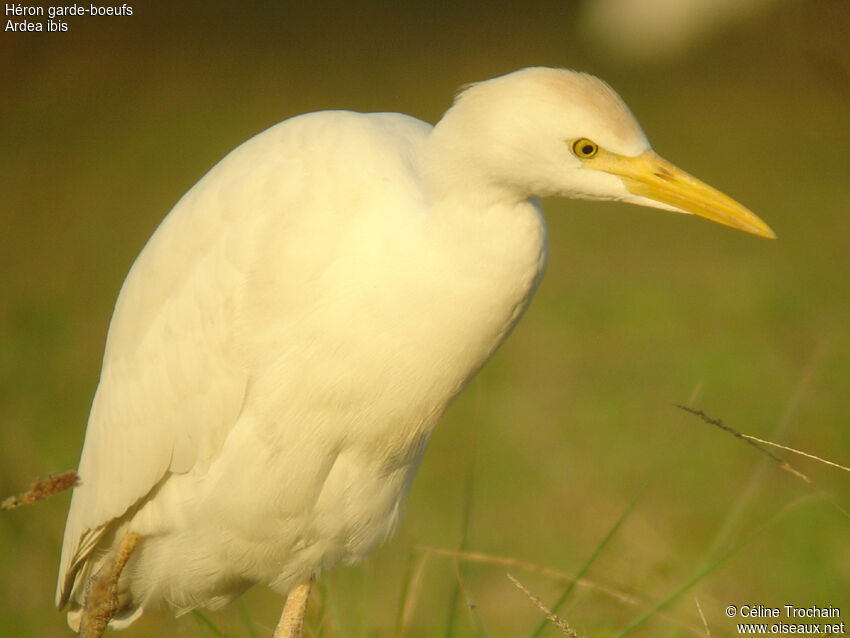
[57, 67, 773, 634]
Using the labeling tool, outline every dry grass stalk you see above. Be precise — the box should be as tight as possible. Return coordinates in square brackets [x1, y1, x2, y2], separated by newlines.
[398, 550, 430, 638]
[694, 597, 711, 637]
[1, 470, 79, 510]
[507, 573, 584, 637]
[741, 434, 850, 475]
[418, 545, 733, 636]
[677, 405, 850, 519]
[417, 545, 640, 607]
[676, 405, 811, 482]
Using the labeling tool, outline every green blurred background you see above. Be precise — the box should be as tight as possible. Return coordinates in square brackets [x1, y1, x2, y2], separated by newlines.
[1, 1, 848, 636]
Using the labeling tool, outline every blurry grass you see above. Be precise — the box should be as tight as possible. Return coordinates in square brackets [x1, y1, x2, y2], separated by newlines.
[508, 574, 584, 638]
[529, 482, 650, 638]
[614, 497, 814, 638]
[2, 1, 849, 636]
[192, 610, 225, 637]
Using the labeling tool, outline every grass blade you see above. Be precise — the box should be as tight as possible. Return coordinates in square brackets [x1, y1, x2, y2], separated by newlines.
[528, 480, 651, 638]
[191, 610, 224, 637]
[396, 547, 431, 638]
[510, 574, 584, 637]
[443, 382, 484, 638]
[238, 598, 259, 638]
[613, 497, 810, 637]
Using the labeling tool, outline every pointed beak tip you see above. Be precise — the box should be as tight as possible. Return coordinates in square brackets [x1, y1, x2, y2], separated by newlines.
[602, 151, 777, 242]
[743, 218, 777, 240]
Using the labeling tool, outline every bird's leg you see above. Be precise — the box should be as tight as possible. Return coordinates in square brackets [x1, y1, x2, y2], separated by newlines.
[272, 579, 312, 638]
[77, 530, 142, 638]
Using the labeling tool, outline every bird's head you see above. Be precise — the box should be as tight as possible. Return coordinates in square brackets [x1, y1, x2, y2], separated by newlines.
[430, 67, 775, 238]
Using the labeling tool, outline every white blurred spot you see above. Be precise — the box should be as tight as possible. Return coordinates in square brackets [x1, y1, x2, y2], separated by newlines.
[580, 0, 788, 64]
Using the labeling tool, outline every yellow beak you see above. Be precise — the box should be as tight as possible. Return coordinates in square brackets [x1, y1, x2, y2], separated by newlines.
[591, 149, 776, 239]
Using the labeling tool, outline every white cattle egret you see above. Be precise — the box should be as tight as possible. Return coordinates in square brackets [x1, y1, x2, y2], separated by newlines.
[56, 67, 774, 637]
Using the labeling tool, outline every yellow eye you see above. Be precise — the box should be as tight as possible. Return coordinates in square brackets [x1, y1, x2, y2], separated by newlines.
[571, 138, 599, 159]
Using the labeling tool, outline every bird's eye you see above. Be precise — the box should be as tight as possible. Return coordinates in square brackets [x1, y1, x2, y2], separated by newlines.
[571, 138, 599, 159]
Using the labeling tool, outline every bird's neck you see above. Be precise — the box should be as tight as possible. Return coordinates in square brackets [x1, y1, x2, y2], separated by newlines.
[415, 184, 549, 389]
[419, 116, 548, 290]
[395, 115, 549, 399]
